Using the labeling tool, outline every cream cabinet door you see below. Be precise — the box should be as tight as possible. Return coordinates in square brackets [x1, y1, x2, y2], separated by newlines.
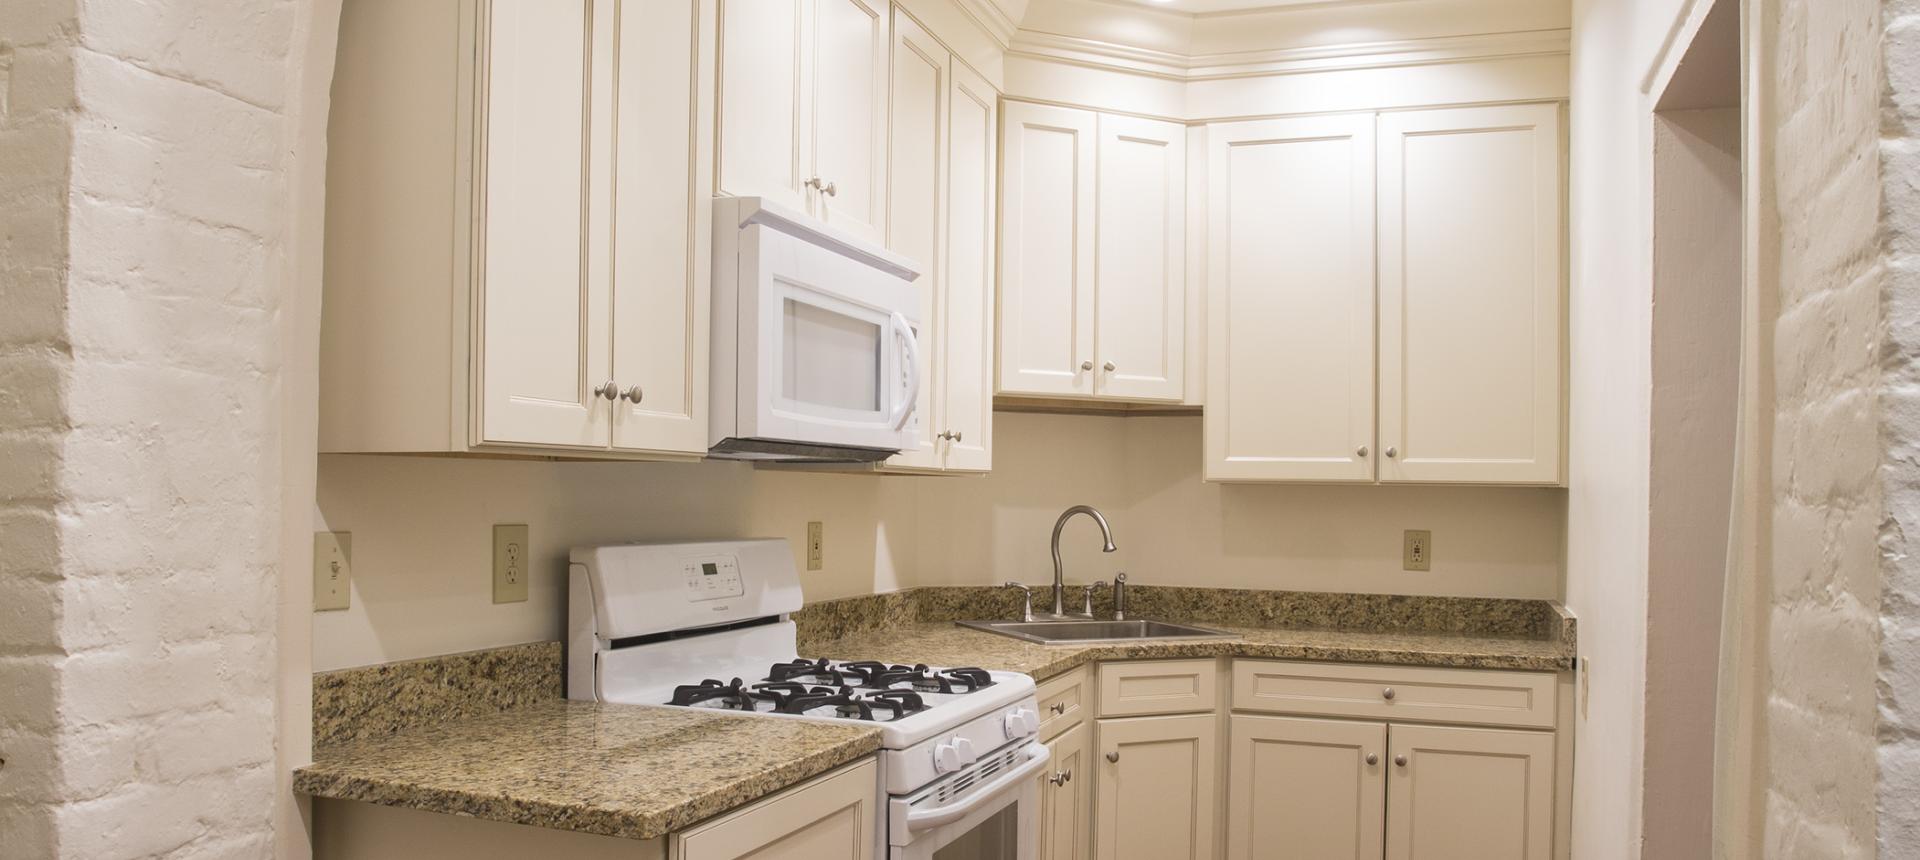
[1040, 721, 1092, 860]
[1095, 114, 1186, 402]
[939, 60, 997, 471]
[882, 10, 946, 471]
[475, 0, 613, 449]
[715, 0, 808, 212]
[1226, 715, 1385, 860]
[1093, 714, 1218, 860]
[808, 0, 888, 243]
[1203, 115, 1376, 481]
[1000, 102, 1097, 397]
[673, 758, 879, 860]
[1385, 725, 1554, 860]
[1377, 104, 1564, 485]
[608, 0, 712, 455]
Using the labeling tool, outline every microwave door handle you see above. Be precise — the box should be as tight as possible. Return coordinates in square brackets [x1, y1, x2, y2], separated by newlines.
[889, 312, 922, 431]
[903, 742, 1050, 833]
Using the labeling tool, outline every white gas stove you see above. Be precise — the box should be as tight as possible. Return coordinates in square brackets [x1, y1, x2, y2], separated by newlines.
[568, 539, 1047, 859]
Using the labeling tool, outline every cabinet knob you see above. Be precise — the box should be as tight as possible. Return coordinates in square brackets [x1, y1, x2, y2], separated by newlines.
[1365, 753, 1378, 766]
[1103, 361, 1116, 372]
[1049, 770, 1072, 786]
[621, 385, 644, 404]
[1382, 687, 1395, 700]
[1385, 447, 1398, 458]
[1080, 360, 1094, 371]
[1106, 751, 1120, 764]
[1357, 446, 1369, 458]
[952, 431, 963, 443]
[805, 176, 838, 197]
[1049, 703, 1067, 715]
[593, 381, 618, 401]
[1394, 755, 1408, 767]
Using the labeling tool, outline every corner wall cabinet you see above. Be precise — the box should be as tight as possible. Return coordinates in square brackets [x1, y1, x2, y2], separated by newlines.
[999, 102, 1188, 404]
[320, 0, 713, 459]
[716, 0, 889, 244]
[881, 9, 997, 473]
[1203, 103, 1565, 484]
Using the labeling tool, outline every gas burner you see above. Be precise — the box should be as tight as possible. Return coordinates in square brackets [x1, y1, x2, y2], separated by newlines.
[862, 665, 996, 694]
[773, 686, 930, 722]
[667, 678, 753, 710]
[765, 658, 857, 686]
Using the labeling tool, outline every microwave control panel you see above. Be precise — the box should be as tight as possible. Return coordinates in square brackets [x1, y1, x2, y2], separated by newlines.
[681, 555, 745, 602]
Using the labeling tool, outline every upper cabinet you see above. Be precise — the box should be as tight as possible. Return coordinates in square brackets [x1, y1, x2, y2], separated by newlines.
[999, 102, 1188, 403]
[717, 0, 888, 244]
[1203, 103, 1564, 485]
[1377, 105, 1564, 485]
[320, 0, 713, 460]
[878, 9, 997, 474]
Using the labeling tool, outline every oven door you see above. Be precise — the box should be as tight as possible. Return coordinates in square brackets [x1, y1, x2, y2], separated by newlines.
[735, 222, 921, 453]
[889, 741, 1049, 860]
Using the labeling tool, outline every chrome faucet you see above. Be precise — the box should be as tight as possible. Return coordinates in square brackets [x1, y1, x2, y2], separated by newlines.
[1050, 505, 1116, 618]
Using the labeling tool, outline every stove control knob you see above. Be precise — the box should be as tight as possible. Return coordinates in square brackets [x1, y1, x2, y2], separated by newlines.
[933, 742, 962, 774]
[952, 736, 978, 764]
[1004, 708, 1036, 739]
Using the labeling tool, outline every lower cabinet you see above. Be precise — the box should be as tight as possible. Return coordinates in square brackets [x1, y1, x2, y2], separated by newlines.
[1040, 721, 1093, 860]
[1092, 713, 1219, 860]
[1226, 715, 1554, 860]
[672, 757, 880, 860]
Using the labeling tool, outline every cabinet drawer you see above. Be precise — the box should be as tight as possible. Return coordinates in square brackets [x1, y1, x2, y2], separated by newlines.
[1036, 665, 1091, 741]
[1232, 661, 1556, 729]
[1098, 659, 1219, 717]
[673, 757, 879, 860]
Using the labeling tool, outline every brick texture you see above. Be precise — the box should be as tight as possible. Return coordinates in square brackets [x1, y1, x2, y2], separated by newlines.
[1881, 1, 1920, 854]
[0, 0, 297, 857]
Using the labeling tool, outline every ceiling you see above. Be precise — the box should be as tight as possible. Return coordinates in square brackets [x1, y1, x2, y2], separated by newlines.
[1097, 0, 1408, 16]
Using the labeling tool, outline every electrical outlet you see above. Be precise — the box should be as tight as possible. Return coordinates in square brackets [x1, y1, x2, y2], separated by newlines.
[806, 521, 824, 571]
[493, 524, 530, 604]
[314, 532, 352, 611]
[1403, 529, 1432, 571]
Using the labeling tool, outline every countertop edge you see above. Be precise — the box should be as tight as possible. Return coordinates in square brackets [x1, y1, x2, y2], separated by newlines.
[293, 727, 884, 842]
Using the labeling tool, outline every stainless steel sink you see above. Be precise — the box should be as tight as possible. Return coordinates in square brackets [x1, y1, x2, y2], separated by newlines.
[957, 618, 1235, 644]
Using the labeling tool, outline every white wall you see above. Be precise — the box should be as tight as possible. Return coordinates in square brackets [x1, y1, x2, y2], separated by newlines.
[313, 413, 1565, 671]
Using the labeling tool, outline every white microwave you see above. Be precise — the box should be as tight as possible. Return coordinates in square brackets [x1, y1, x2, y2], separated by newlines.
[710, 197, 924, 462]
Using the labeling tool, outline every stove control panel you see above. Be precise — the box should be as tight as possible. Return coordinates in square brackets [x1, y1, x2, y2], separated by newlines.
[681, 555, 745, 601]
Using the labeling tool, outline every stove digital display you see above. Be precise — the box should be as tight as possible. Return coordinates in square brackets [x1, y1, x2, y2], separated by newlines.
[702, 562, 718, 576]
[682, 556, 745, 600]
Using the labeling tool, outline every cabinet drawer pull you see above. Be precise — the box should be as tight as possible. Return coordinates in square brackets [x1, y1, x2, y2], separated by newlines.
[1049, 703, 1067, 715]
[1106, 751, 1120, 764]
[1382, 687, 1395, 700]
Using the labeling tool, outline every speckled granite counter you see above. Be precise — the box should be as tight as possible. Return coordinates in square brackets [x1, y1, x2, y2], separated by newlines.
[805, 621, 1572, 678]
[294, 699, 881, 841]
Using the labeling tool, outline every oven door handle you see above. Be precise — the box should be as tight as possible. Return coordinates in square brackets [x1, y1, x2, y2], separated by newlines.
[889, 312, 921, 432]
[903, 742, 1050, 833]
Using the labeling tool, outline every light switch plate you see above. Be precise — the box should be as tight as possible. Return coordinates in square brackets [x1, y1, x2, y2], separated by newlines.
[493, 524, 530, 604]
[806, 521, 823, 571]
[314, 531, 352, 611]
[1403, 529, 1432, 571]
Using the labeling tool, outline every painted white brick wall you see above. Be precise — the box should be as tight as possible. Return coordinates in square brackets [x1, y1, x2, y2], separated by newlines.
[0, 0, 298, 856]
[1881, 1, 1920, 854]
[1767, 0, 1889, 857]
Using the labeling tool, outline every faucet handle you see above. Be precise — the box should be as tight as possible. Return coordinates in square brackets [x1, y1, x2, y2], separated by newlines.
[1004, 582, 1036, 622]
[1079, 581, 1107, 618]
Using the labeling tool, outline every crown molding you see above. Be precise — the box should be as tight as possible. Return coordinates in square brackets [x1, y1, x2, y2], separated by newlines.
[1007, 27, 1570, 80]
[953, 0, 1021, 47]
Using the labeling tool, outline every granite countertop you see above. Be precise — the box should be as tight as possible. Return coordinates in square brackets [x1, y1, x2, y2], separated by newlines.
[293, 699, 881, 841]
[804, 621, 1573, 679]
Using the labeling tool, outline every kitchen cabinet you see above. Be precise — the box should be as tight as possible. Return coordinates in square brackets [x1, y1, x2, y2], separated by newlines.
[882, 10, 997, 473]
[1202, 104, 1564, 485]
[999, 102, 1188, 403]
[319, 0, 712, 459]
[1092, 713, 1218, 860]
[1226, 715, 1385, 860]
[1040, 721, 1093, 860]
[1377, 104, 1565, 485]
[716, 0, 888, 244]
[674, 757, 880, 860]
[1203, 114, 1377, 482]
[1385, 724, 1555, 860]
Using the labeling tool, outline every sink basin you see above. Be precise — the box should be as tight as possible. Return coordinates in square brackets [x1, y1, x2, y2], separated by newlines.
[957, 618, 1235, 644]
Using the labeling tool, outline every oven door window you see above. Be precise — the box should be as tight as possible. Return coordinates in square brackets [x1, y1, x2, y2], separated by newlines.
[782, 297, 882, 413]
[931, 805, 1018, 860]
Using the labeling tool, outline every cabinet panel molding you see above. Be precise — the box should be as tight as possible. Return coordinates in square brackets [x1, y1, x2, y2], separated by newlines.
[1093, 714, 1219, 860]
[1094, 113, 1187, 402]
[1040, 721, 1093, 860]
[1098, 659, 1219, 717]
[999, 101, 1099, 397]
[1226, 715, 1385, 860]
[1233, 660, 1558, 730]
[1385, 724, 1555, 860]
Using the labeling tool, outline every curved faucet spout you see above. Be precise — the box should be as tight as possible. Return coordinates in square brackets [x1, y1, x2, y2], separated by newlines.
[1051, 505, 1117, 617]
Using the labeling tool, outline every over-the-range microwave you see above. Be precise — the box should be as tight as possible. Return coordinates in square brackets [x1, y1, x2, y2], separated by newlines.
[709, 196, 924, 463]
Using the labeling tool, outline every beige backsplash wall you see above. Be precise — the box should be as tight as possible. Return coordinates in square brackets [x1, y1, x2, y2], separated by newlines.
[312, 412, 1564, 670]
